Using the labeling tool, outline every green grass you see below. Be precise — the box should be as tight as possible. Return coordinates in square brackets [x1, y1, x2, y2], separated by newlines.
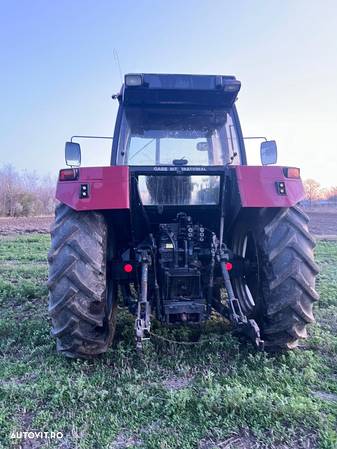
[0, 235, 337, 449]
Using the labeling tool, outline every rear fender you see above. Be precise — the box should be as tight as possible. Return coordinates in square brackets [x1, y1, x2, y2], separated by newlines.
[56, 166, 130, 211]
[232, 166, 304, 208]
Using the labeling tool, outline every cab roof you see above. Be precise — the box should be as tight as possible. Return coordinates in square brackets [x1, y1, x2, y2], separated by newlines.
[120, 73, 241, 109]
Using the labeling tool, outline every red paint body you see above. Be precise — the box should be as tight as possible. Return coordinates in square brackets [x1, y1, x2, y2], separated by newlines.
[56, 166, 130, 211]
[56, 165, 304, 211]
[233, 166, 304, 207]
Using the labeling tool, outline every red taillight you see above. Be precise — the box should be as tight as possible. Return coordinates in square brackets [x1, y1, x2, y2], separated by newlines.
[225, 262, 233, 271]
[123, 263, 133, 273]
[283, 167, 300, 179]
[59, 168, 79, 181]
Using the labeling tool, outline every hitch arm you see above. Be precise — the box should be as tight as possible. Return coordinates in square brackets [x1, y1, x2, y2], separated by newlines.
[135, 250, 152, 350]
[218, 245, 264, 350]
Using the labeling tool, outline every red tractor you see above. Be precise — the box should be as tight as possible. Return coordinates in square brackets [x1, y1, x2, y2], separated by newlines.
[48, 73, 319, 358]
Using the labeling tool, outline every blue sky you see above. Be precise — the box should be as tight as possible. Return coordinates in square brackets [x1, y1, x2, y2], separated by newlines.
[0, 0, 336, 186]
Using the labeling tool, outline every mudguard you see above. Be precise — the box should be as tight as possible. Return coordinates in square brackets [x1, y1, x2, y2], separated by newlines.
[56, 165, 304, 212]
[233, 166, 305, 208]
[56, 166, 130, 211]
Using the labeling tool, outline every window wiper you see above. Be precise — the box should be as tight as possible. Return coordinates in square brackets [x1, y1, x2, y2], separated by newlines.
[129, 139, 155, 161]
[173, 157, 188, 166]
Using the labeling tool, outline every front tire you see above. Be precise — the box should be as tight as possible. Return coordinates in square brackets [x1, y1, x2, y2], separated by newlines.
[48, 204, 117, 358]
[231, 206, 319, 350]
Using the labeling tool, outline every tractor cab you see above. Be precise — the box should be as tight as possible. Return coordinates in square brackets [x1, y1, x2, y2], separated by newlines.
[110, 73, 244, 229]
[113, 73, 244, 168]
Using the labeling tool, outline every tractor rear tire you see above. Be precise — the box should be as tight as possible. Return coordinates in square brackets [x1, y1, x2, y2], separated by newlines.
[231, 206, 319, 350]
[48, 204, 117, 358]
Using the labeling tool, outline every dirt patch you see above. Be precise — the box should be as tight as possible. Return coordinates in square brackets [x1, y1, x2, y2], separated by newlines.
[0, 216, 53, 235]
[312, 390, 337, 402]
[110, 432, 142, 449]
[307, 209, 337, 236]
[199, 433, 256, 449]
[20, 437, 45, 449]
[199, 429, 317, 449]
[14, 412, 43, 449]
[162, 376, 192, 391]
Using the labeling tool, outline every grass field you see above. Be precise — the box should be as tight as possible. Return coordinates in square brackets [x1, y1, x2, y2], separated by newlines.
[0, 234, 336, 449]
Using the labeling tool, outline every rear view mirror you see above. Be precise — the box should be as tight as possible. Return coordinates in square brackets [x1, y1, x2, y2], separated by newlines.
[65, 142, 81, 167]
[260, 140, 277, 165]
[196, 142, 209, 152]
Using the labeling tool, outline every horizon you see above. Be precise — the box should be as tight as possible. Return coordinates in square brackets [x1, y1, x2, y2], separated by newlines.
[0, 0, 336, 187]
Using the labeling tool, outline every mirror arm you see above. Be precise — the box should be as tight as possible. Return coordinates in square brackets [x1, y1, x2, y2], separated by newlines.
[243, 136, 268, 142]
[70, 135, 113, 143]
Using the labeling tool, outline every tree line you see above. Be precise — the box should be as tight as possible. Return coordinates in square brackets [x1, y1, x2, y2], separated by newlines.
[0, 165, 56, 217]
[303, 179, 337, 207]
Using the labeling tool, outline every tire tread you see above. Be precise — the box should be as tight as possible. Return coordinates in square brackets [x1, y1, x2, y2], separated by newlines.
[48, 204, 116, 358]
[261, 206, 319, 349]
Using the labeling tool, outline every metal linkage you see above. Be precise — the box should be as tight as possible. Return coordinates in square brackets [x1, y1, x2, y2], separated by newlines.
[135, 249, 152, 350]
[219, 245, 246, 323]
[206, 233, 217, 314]
[217, 244, 264, 350]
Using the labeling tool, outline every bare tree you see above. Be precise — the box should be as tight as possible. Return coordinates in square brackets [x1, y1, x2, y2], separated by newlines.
[0, 164, 56, 217]
[0, 164, 22, 216]
[35, 175, 56, 215]
[303, 179, 321, 207]
[327, 186, 337, 205]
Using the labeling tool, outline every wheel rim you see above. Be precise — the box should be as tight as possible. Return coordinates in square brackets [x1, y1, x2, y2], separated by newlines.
[232, 230, 260, 316]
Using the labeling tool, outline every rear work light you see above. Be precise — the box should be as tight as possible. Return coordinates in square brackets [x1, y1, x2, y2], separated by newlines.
[283, 167, 300, 178]
[276, 181, 287, 195]
[59, 168, 79, 181]
[125, 74, 143, 86]
[222, 79, 241, 92]
[225, 262, 233, 271]
[123, 263, 133, 273]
